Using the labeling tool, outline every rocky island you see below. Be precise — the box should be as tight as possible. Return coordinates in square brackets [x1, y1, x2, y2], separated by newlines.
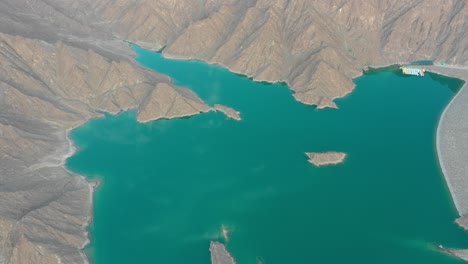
[0, 0, 466, 263]
[305, 152, 347, 167]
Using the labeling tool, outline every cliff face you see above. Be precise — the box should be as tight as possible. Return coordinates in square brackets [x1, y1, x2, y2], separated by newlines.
[0, 0, 467, 263]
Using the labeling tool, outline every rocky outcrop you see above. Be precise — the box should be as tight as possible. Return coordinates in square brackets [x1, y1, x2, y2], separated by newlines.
[210, 241, 236, 264]
[439, 245, 468, 262]
[447, 249, 468, 262]
[137, 83, 211, 122]
[137, 86, 243, 123]
[213, 104, 242, 121]
[305, 152, 347, 167]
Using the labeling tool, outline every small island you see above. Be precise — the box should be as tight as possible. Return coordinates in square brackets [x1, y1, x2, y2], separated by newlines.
[305, 152, 347, 167]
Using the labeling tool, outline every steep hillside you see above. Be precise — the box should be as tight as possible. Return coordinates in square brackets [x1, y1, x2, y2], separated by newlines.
[0, 0, 467, 263]
[99, 0, 468, 108]
[0, 33, 214, 263]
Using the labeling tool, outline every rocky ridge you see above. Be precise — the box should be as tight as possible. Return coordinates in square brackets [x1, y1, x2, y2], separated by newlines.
[137, 83, 212, 123]
[95, 0, 468, 108]
[3, 1, 467, 109]
[213, 104, 242, 121]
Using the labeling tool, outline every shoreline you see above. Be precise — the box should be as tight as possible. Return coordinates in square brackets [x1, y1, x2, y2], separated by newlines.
[436, 77, 467, 215]
[438, 90, 463, 212]
[426, 65, 468, 217]
[65, 43, 468, 264]
[69, 52, 468, 263]
[64, 124, 99, 264]
[161, 51, 355, 109]
[425, 65, 468, 260]
[359, 63, 468, 223]
[67, 105, 242, 262]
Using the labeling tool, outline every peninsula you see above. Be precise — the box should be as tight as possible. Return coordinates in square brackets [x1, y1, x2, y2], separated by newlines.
[0, 0, 466, 263]
[136, 85, 243, 122]
[213, 104, 242, 121]
[137, 83, 212, 123]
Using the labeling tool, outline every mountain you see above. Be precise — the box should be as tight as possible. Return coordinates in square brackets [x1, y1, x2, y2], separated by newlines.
[0, 0, 466, 263]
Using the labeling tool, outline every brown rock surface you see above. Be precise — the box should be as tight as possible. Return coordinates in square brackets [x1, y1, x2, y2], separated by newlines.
[138, 83, 211, 122]
[0, 0, 467, 263]
[81, 0, 468, 108]
[3, 1, 467, 108]
[305, 152, 347, 167]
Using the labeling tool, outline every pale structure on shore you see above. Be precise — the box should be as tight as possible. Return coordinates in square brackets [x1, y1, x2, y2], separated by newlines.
[0, 0, 467, 263]
[305, 152, 347, 167]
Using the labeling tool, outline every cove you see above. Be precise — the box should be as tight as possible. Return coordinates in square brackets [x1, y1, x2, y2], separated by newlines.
[66, 46, 468, 264]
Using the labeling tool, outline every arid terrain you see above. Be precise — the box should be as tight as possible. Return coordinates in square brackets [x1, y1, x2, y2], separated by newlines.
[0, 0, 467, 263]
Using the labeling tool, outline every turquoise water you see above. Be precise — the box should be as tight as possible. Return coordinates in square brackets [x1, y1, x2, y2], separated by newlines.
[67, 46, 467, 264]
[410, 60, 434, 66]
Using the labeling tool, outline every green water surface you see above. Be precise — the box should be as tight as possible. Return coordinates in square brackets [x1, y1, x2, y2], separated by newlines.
[66, 46, 467, 264]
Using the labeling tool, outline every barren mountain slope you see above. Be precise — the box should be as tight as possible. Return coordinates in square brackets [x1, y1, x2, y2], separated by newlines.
[0, 32, 213, 263]
[2, 0, 467, 108]
[95, 0, 468, 108]
[0, 0, 467, 263]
